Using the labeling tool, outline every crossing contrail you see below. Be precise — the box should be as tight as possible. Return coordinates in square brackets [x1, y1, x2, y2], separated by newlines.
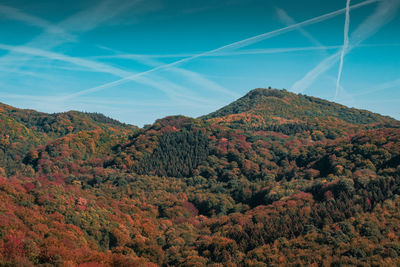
[292, 0, 400, 95]
[335, 0, 351, 100]
[66, 0, 379, 99]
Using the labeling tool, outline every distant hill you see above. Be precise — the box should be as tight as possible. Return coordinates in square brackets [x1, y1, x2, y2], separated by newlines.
[0, 102, 132, 138]
[0, 103, 137, 176]
[202, 88, 394, 124]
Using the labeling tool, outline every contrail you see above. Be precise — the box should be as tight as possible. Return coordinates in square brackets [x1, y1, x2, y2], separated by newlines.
[93, 45, 343, 60]
[327, 75, 356, 105]
[292, 0, 400, 94]
[0, 43, 216, 105]
[67, 0, 379, 99]
[94, 46, 240, 98]
[0, 4, 73, 41]
[291, 52, 342, 93]
[0, 1, 211, 105]
[0, 43, 133, 77]
[275, 7, 325, 48]
[335, 0, 351, 100]
[0, 0, 144, 75]
[92, 43, 400, 60]
[345, 78, 400, 98]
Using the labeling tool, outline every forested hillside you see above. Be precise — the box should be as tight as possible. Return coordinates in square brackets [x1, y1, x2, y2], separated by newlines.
[1, 88, 400, 266]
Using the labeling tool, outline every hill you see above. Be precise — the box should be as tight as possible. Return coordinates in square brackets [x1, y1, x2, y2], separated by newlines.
[202, 88, 397, 139]
[0, 90, 400, 266]
[202, 88, 394, 124]
[0, 103, 137, 176]
[0, 103, 132, 137]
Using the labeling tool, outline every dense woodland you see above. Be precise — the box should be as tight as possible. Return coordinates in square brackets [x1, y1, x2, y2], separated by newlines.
[1, 88, 400, 266]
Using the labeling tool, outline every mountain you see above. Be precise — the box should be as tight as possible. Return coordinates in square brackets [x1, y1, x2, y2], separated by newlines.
[0, 103, 137, 176]
[202, 88, 398, 139]
[203, 88, 394, 124]
[0, 89, 400, 266]
[0, 102, 133, 137]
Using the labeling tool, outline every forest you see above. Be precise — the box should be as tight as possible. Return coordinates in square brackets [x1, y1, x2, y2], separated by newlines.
[0, 88, 400, 266]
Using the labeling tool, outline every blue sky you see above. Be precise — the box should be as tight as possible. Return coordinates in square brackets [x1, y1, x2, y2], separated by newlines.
[0, 0, 399, 126]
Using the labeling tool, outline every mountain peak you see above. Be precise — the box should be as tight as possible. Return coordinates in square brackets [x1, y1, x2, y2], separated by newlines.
[202, 88, 394, 126]
[245, 87, 288, 98]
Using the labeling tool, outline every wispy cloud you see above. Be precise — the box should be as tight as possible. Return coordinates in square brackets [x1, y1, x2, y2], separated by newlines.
[169, 67, 240, 98]
[326, 75, 356, 105]
[0, 65, 55, 80]
[0, 43, 132, 77]
[0, 0, 205, 107]
[58, 0, 144, 32]
[335, 0, 351, 100]
[0, 0, 146, 77]
[93, 43, 400, 60]
[129, 75, 221, 107]
[0, 92, 58, 102]
[198, 0, 378, 53]
[0, 3, 76, 75]
[291, 52, 342, 93]
[343, 78, 400, 99]
[93, 45, 344, 60]
[350, 0, 400, 45]
[95, 47, 239, 98]
[0, 42, 217, 106]
[0, 4, 73, 41]
[291, 0, 400, 95]
[68, 0, 379, 98]
[182, 0, 378, 55]
[275, 7, 325, 48]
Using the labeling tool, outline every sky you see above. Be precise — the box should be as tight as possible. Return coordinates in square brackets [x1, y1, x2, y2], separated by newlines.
[0, 0, 399, 126]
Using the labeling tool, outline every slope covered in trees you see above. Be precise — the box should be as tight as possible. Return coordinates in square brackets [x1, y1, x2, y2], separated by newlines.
[0, 103, 132, 137]
[202, 89, 397, 139]
[202, 88, 394, 124]
[0, 103, 137, 177]
[0, 89, 400, 266]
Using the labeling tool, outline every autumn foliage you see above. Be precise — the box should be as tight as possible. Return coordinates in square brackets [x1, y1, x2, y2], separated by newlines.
[0, 89, 400, 266]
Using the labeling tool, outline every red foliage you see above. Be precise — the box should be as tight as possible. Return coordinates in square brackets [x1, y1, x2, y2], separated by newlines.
[23, 182, 36, 192]
[2, 234, 24, 259]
